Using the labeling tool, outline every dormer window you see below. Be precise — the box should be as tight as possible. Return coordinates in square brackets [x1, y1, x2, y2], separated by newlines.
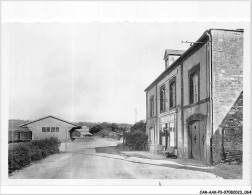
[164, 49, 185, 70]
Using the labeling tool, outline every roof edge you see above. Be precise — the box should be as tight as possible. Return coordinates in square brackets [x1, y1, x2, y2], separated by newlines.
[144, 30, 210, 92]
[19, 115, 81, 128]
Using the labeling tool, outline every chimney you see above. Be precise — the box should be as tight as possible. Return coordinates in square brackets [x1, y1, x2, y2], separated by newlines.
[163, 49, 185, 70]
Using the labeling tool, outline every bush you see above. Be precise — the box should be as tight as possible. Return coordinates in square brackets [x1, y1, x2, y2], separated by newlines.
[8, 143, 31, 173]
[125, 131, 148, 151]
[97, 129, 120, 139]
[131, 120, 146, 133]
[8, 137, 60, 174]
[31, 137, 60, 156]
[30, 146, 43, 162]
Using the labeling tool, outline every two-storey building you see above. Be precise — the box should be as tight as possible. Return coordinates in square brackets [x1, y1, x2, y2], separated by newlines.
[145, 29, 243, 165]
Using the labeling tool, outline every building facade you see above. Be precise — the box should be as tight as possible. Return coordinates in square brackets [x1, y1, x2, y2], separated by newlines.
[19, 115, 81, 141]
[145, 29, 243, 165]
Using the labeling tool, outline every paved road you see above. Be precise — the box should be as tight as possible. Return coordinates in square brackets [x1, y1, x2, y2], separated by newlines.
[9, 137, 222, 179]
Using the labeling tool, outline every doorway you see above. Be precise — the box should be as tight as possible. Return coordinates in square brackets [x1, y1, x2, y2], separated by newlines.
[190, 120, 205, 161]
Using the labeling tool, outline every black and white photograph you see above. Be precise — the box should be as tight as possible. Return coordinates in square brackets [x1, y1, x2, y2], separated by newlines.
[0, 1, 251, 195]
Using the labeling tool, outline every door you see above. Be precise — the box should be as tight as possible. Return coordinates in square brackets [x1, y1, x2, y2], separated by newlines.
[190, 121, 205, 161]
[191, 121, 200, 160]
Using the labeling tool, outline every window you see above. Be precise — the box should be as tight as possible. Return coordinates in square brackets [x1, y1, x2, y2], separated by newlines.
[169, 123, 175, 147]
[189, 65, 200, 104]
[161, 122, 176, 148]
[190, 72, 199, 104]
[42, 127, 46, 132]
[51, 127, 55, 132]
[56, 127, 59, 132]
[169, 80, 176, 108]
[149, 127, 155, 144]
[150, 96, 154, 117]
[46, 127, 50, 132]
[160, 85, 165, 112]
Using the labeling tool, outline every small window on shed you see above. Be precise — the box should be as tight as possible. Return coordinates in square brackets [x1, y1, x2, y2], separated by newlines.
[56, 127, 59, 132]
[42, 127, 46, 132]
[47, 127, 50, 132]
[51, 127, 55, 132]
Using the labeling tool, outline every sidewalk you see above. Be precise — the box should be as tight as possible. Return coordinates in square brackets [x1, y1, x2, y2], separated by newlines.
[120, 150, 242, 179]
[121, 151, 212, 169]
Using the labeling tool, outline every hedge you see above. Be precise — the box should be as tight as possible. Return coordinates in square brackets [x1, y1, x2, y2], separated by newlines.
[125, 131, 148, 151]
[8, 137, 60, 173]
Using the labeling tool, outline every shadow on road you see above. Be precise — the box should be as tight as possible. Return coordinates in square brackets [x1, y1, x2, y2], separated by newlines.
[95, 146, 120, 155]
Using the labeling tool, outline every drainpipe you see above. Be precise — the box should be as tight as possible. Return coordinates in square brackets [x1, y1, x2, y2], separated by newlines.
[206, 31, 213, 165]
[156, 84, 158, 147]
[145, 92, 148, 136]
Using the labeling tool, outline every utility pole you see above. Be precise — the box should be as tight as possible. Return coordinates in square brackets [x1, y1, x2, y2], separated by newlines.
[123, 129, 125, 148]
[134, 108, 138, 123]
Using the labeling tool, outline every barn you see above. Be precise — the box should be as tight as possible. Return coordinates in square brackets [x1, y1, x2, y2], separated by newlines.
[19, 115, 81, 141]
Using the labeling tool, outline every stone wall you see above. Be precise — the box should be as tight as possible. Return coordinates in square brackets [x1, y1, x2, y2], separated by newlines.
[212, 29, 243, 133]
[211, 29, 243, 164]
[212, 92, 243, 164]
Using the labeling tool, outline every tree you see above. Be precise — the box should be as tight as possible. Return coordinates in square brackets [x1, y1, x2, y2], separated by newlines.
[110, 123, 119, 132]
[130, 120, 146, 133]
[89, 125, 103, 134]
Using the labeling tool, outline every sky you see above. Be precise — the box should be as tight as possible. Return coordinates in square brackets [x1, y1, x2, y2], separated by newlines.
[1, 1, 250, 124]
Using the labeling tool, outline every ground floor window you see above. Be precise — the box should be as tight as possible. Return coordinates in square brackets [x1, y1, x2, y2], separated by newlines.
[161, 122, 176, 149]
[149, 127, 155, 144]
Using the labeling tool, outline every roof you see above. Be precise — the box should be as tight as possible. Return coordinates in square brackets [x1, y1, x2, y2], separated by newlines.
[19, 115, 81, 128]
[144, 28, 244, 92]
[9, 120, 31, 132]
[163, 49, 185, 60]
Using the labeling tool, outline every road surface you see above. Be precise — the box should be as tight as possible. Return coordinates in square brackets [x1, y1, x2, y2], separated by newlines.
[9, 137, 222, 179]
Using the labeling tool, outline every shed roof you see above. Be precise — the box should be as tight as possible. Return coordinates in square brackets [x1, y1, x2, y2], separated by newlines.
[19, 115, 81, 128]
[9, 119, 31, 132]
